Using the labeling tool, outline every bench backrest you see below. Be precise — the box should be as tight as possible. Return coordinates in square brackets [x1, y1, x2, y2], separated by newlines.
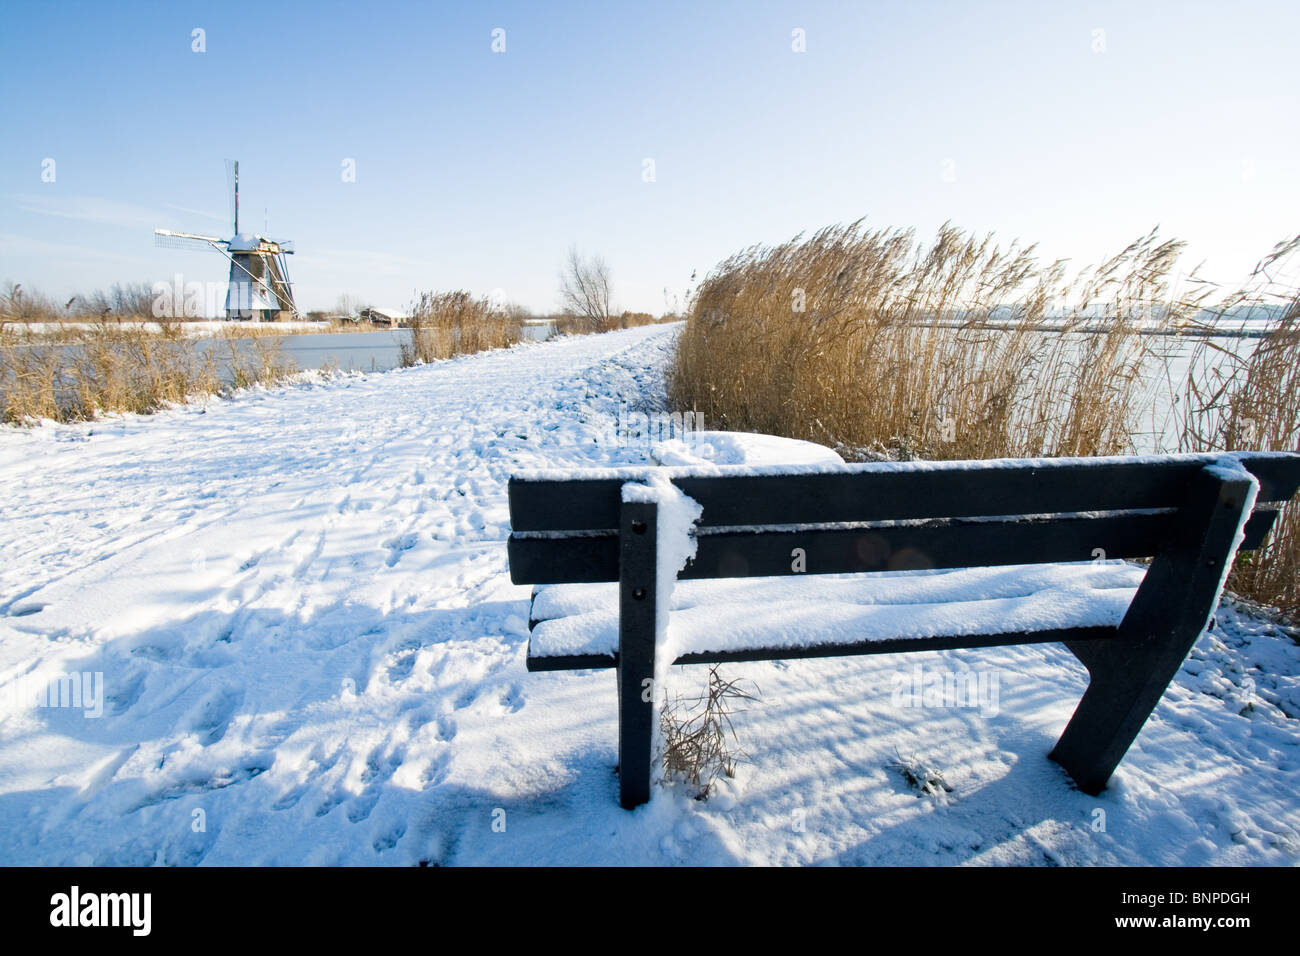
[508, 452, 1300, 585]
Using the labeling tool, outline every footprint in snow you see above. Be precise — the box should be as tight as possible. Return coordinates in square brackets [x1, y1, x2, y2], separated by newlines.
[372, 822, 407, 853]
[436, 715, 457, 742]
[187, 686, 243, 746]
[382, 532, 420, 567]
[346, 791, 382, 824]
[386, 649, 419, 683]
[108, 669, 149, 717]
[271, 782, 310, 811]
[499, 683, 525, 713]
[314, 793, 343, 817]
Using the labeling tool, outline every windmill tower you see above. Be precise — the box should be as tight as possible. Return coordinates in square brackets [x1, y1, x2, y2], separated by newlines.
[155, 161, 299, 321]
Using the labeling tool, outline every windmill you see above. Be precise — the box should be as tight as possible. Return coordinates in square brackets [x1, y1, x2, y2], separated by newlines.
[155, 161, 299, 321]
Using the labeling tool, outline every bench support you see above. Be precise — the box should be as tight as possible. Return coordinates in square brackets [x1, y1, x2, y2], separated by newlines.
[1050, 465, 1256, 795]
[617, 499, 658, 809]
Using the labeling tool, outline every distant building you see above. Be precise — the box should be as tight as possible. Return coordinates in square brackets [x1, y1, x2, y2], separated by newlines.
[359, 307, 410, 326]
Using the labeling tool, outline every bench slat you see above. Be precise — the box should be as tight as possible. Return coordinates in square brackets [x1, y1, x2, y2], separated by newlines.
[508, 453, 1300, 534]
[525, 625, 1118, 671]
[511, 511, 1175, 584]
[510, 507, 1279, 585]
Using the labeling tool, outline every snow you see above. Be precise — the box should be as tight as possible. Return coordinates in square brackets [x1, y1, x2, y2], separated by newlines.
[621, 473, 702, 716]
[1202, 457, 1261, 618]
[514, 448, 1298, 483]
[651, 430, 845, 468]
[1, 323, 1298, 866]
[529, 563, 1147, 661]
[226, 233, 263, 252]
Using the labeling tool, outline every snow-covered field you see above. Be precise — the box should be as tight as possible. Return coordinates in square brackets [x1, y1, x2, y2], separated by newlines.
[1, 324, 1298, 866]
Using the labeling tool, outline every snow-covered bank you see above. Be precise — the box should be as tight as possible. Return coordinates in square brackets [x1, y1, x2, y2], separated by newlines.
[0, 325, 1297, 865]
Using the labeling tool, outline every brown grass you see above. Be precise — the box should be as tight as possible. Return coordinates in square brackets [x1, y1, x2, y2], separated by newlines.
[669, 221, 1202, 460]
[660, 666, 758, 799]
[402, 291, 523, 365]
[554, 310, 675, 335]
[0, 319, 296, 425]
[668, 220, 1300, 617]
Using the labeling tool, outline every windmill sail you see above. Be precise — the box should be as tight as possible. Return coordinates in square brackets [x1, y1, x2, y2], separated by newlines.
[154, 229, 226, 251]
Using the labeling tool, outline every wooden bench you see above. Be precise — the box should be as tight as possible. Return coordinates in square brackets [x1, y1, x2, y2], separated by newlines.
[507, 452, 1300, 809]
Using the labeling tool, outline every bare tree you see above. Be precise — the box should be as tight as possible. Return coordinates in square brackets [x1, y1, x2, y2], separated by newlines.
[559, 246, 614, 332]
[335, 293, 361, 318]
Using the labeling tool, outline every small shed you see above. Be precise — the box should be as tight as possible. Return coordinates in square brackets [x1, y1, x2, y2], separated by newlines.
[360, 307, 410, 327]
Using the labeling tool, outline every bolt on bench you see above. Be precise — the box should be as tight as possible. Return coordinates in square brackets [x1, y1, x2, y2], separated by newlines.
[507, 452, 1300, 809]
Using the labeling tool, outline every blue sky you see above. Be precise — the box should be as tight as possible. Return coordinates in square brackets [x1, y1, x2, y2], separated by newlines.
[2, 0, 1297, 315]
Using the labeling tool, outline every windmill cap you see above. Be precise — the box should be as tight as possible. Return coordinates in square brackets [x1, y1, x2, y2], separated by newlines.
[228, 233, 262, 251]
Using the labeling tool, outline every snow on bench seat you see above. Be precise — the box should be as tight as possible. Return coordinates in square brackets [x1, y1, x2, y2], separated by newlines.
[528, 561, 1146, 662]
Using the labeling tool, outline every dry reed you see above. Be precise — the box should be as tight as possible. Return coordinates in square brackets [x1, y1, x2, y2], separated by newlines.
[402, 291, 523, 365]
[1180, 236, 1300, 617]
[660, 666, 758, 798]
[669, 220, 1300, 618]
[669, 221, 1204, 461]
[0, 320, 296, 425]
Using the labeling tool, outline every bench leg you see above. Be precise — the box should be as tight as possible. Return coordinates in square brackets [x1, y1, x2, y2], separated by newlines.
[617, 499, 658, 809]
[1051, 465, 1256, 795]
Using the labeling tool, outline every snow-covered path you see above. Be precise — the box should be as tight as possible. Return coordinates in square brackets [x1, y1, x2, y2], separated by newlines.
[1, 325, 1298, 865]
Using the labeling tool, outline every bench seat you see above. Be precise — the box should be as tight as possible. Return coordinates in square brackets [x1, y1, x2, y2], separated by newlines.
[527, 561, 1146, 668]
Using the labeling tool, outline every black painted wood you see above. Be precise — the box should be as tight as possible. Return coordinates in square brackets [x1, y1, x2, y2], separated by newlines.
[526, 651, 617, 672]
[616, 500, 657, 810]
[512, 505, 1279, 586]
[511, 511, 1178, 583]
[1049, 466, 1257, 795]
[509, 534, 618, 584]
[508, 452, 1300, 535]
[508, 451, 1300, 809]
[1242, 506, 1280, 547]
[526, 625, 1118, 672]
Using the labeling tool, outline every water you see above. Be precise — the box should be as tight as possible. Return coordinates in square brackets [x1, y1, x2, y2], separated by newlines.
[1021, 332, 1260, 455]
[2, 324, 563, 411]
[200, 322, 557, 377]
[198, 330, 413, 375]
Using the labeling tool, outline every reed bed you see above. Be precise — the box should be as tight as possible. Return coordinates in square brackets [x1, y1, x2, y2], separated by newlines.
[669, 221, 1300, 617]
[402, 291, 523, 365]
[0, 320, 295, 425]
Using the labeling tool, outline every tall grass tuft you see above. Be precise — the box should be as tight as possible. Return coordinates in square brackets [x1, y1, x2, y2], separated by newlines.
[402, 291, 522, 365]
[660, 666, 758, 799]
